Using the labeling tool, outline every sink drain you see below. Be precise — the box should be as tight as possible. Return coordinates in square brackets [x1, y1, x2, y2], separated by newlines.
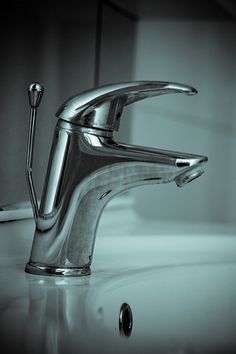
[119, 303, 133, 337]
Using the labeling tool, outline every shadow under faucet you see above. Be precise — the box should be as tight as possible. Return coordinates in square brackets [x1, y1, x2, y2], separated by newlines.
[25, 81, 208, 277]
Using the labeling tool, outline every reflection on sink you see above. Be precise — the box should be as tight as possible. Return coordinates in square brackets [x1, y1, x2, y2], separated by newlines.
[0, 219, 236, 353]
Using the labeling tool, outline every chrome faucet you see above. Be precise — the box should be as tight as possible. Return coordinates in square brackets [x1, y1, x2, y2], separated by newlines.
[25, 81, 207, 276]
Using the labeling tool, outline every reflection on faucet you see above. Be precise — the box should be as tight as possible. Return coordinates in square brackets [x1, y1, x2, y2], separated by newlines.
[25, 81, 208, 277]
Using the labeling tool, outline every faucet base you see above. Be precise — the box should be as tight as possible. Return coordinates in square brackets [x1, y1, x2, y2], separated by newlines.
[25, 261, 91, 277]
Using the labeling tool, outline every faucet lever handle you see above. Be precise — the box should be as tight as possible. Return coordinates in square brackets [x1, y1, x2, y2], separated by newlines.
[28, 83, 44, 108]
[26, 83, 44, 222]
[56, 81, 197, 131]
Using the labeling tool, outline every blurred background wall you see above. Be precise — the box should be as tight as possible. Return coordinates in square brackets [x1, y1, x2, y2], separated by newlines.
[0, 0, 137, 204]
[0, 0, 236, 229]
[131, 17, 236, 226]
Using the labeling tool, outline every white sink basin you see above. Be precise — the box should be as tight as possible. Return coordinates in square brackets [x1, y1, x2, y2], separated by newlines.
[0, 219, 236, 353]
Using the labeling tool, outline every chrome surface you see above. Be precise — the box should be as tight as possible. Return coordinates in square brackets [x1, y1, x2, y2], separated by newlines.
[56, 81, 197, 131]
[119, 303, 133, 337]
[26, 83, 44, 221]
[25, 81, 208, 276]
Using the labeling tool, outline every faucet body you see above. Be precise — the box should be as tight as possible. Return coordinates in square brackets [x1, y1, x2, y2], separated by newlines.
[25, 81, 207, 276]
